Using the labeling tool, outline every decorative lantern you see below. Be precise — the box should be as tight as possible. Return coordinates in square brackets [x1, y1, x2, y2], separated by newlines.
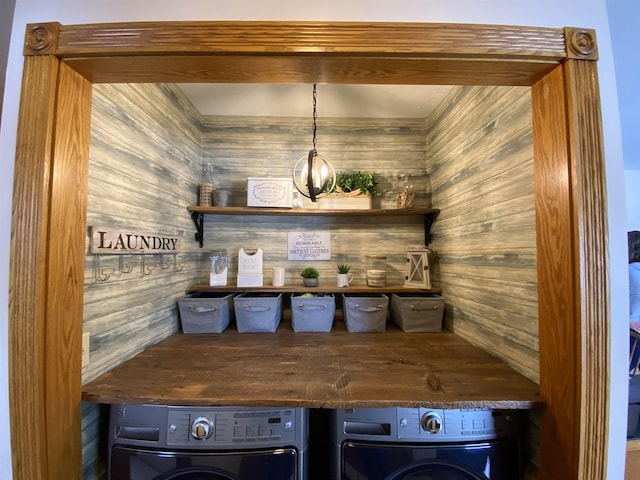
[404, 246, 431, 288]
[292, 84, 336, 202]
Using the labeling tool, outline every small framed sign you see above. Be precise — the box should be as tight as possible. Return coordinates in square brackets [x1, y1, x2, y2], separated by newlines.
[288, 231, 331, 261]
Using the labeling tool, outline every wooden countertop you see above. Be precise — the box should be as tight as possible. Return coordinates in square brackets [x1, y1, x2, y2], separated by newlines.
[82, 321, 542, 409]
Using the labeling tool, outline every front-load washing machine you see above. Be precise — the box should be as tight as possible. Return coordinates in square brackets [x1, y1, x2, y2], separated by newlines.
[109, 404, 308, 480]
[332, 407, 521, 480]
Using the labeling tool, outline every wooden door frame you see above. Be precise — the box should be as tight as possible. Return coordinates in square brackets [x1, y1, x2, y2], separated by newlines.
[9, 22, 607, 479]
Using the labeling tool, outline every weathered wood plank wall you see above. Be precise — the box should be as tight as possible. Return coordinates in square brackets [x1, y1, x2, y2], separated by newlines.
[81, 83, 203, 479]
[427, 85, 539, 478]
[427, 85, 538, 381]
[199, 116, 430, 285]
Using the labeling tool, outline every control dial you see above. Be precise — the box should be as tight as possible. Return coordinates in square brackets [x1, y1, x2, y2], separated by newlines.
[191, 416, 214, 440]
[421, 411, 443, 434]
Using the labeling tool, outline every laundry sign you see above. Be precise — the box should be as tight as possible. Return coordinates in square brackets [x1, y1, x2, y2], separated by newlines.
[90, 226, 180, 254]
[288, 231, 331, 260]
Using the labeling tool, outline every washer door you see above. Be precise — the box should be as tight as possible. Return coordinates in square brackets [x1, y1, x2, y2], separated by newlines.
[110, 445, 298, 480]
[384, 459, 488, 480]
[155, 466, 238, 480]
[340, 440, 519, 480]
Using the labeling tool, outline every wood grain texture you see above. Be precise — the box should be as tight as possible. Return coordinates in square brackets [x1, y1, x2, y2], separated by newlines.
[626, 440, 640, 480]
[9, 54, 59, 480]
[532, 64, 579, 479]
[64, 55, 560, 86]
[564, 59, 609, 480]
[427, 86, 538, 382]
[50, 22, 566, 85]
[83, 83, 203, 383]
[54, 22, 566, 57]
[81, 328, 542, 409]
[46, 61, 92, 480]
[80, 83, 205, 477]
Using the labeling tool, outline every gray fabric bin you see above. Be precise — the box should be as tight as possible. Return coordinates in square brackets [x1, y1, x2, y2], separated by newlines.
[342, 293, 389, 333]
[178, 293, 234, 334]
[234, 293, 282, 332]
[390, 293, 444, 332]
[291, 294, 335, 332]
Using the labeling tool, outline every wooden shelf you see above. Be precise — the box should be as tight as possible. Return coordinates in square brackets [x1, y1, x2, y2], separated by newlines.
[186, 206, 440, 248]
[187, 206, 439, 216]
[81, 323, 542, 410]
[186, 284, 442, 294]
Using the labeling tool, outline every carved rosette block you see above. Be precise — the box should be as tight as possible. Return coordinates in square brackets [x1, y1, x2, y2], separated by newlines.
[564, 27, 598, 60]
[24, 23, 60, 56]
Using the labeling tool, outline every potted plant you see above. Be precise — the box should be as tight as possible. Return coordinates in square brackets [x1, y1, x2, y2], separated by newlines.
[336, 263, 353, 287]
[319, 171, 380, 210]
[300, 267, 320, 287]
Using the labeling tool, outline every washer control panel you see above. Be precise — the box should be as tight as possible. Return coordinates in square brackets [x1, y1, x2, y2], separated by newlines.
[334, 407, 518, 444]
[167, 408, 297, 446]
[398, 407, 517, 441]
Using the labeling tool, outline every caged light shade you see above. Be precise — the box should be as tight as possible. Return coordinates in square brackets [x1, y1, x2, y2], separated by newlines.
[292, 149, 336, 202]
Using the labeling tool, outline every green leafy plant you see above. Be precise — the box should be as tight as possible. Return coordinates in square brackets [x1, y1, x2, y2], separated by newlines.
[337, 263, 351, 274]
[330, 171, 380, 197]
[300, 267, 320, 279]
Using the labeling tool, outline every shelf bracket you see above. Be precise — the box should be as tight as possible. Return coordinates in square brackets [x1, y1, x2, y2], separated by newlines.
[190, 211, 204, 248]
[424, 210, 439, 246]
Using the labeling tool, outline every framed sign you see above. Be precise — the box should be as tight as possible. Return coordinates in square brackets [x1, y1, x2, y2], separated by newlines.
[288, 231, 331, 261]
[90, 226, 180, 254]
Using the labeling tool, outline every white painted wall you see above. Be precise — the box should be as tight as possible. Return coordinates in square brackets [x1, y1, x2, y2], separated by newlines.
[608, 0, 639, 170]
[0, 1, 627, 478]
[625, 171, 640, 231]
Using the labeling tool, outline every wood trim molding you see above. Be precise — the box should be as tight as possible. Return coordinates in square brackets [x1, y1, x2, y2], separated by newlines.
[564, 58, 609, 479]
[532, 64, 580, 478]
[44, 62, 92, 478]
[9, 54, 60, 479]
[564, 27, 599, 60]
[23, 22, 60, 56]
[9, 21, 608, 479]
[52, 21, 567, 58]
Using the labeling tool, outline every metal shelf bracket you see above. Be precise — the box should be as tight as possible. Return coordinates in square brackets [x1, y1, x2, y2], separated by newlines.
[190, 211, 204, 248]
[424, 210, 439, 246]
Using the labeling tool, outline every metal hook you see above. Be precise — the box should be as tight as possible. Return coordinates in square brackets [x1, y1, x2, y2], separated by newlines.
[173, 253, 185, 272]
[158, 253, 171, 270]
[92, 255, 114, 283]
[140, 253, 155, 276]
[118, 254, 135, 274]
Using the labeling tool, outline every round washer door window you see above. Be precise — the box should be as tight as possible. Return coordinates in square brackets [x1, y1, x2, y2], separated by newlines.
[385, 459, 489, 480]
[154, 467, 239, 480]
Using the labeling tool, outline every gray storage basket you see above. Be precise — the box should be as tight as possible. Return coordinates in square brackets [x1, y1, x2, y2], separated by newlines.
[291, 294, 335, 332]
[342, 293, 389, 333]
[178, 293, 234, 334]
[390, 293, 444, 332]
[234, 293, 283, 332]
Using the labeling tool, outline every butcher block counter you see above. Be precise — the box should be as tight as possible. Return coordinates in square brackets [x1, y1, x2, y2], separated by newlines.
[82, 321, 542, 409]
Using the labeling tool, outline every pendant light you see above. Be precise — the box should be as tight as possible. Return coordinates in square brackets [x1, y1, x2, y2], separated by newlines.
[292, 84, 336, 202]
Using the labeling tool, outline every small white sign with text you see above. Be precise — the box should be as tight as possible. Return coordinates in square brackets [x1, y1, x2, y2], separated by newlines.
[288, 231, 331, 260]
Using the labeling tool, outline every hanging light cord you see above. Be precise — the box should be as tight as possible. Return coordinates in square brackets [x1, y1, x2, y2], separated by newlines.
[312, 83, 318, 154]
[307, 83, 319, 201]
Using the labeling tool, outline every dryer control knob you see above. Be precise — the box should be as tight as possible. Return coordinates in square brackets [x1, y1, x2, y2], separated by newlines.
[421, 411, 443, 434]
[191, 416, 214, 440]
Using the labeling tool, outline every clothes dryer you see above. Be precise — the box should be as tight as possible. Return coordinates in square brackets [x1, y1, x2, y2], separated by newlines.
[332, 407, 521, 480]
[109, 404, 307, 480]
